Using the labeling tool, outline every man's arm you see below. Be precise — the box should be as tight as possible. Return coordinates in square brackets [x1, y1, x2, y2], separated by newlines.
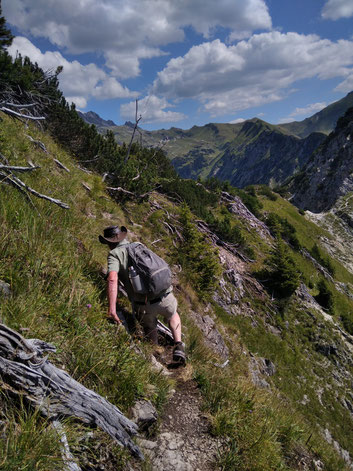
[107, 271, 121, 324]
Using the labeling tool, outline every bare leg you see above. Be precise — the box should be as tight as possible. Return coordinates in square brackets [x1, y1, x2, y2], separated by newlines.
[168, 312, 182, 343]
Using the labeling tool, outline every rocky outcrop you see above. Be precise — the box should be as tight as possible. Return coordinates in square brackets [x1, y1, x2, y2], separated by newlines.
[249, 354, 276, 389]
[291, 107, 353, 212]
[323, 428, 353, 469]
[222, 191, 272, 242]
[189, 311, 229, 360]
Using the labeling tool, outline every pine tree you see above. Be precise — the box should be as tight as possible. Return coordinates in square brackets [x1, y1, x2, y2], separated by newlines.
[178, 204, 221, 295]
[265, 235, 300, 298]
[0, 1, 14, 50]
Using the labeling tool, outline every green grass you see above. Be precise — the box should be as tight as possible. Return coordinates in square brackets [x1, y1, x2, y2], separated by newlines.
[1, 114, 353, 470]
[0, 395, 64, 471]
[0, 116, 171, 468]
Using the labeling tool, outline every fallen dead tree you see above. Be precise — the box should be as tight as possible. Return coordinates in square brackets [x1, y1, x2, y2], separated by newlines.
[0, 152, 70, 210]
[0, 323, 143, 460]
[196, 219, 251, 262]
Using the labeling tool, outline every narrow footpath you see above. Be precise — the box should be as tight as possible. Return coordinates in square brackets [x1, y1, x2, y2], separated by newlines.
[136, 346, 224, 471]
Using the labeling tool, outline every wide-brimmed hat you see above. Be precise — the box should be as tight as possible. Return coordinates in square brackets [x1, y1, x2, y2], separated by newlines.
[98, 225, 127, 244]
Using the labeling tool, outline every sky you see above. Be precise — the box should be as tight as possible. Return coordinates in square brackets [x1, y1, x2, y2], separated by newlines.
[3, 0, 353, 130]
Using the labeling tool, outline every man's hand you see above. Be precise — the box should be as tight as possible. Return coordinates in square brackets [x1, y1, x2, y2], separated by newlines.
[106, 312, 121, 324]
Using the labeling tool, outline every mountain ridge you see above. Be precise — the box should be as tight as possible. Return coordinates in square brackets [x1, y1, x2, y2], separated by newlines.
[79, 92, 353, 188]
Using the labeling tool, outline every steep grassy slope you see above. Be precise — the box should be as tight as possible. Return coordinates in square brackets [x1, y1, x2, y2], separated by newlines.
[280, 91, 353, 138]
[1, 114, 353, 470]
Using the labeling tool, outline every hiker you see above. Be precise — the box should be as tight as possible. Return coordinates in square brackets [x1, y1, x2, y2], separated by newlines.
[99, 225, 186, 364]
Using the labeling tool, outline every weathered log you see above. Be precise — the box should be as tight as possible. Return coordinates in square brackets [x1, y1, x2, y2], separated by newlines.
[25, 134, 49, 153]
[81, 182, 91, 192]
[0, 106, 46, 121]
[0, 172, 70, 209]
[0, 102, 37, 108]
[0, 164, 40, 172]
[54, 159, 70, 173]
[0, 324, 143, 459]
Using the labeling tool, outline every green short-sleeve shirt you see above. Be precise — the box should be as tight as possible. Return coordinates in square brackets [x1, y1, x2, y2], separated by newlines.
[107, 240, 145, 302]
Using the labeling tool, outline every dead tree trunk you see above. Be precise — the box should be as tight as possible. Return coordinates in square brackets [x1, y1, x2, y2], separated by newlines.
[124, 100, 142, 164]
[0, 324, 143, 460]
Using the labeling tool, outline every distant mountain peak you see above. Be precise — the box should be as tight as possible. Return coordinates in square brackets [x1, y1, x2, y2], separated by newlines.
[78, 110, 116, 127]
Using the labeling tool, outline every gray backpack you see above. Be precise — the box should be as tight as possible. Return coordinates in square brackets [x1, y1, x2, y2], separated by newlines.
[126, 243, 172, 298]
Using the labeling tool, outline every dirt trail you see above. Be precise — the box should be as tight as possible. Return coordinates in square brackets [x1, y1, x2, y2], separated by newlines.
[137, 346, 223, 471]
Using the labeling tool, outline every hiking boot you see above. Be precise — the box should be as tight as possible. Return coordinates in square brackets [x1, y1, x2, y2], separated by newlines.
[173, 341, 186, 365]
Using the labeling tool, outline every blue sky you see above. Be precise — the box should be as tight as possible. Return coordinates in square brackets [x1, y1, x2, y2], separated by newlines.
[3, 0, 353, 130]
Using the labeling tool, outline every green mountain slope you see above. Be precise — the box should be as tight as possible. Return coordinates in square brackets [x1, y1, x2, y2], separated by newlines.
[178, 119, 325, 187]
[2, 113, 353, 470]
[280, 91, 353, 138]
[79, 92, 353, 188]
[2, 13, 353, 467]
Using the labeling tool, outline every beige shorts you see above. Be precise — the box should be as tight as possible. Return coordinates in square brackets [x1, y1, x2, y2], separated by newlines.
[134, 292, 178, 330]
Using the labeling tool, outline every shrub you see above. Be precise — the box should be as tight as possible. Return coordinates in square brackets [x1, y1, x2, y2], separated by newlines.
[310, 244, 335, 276]
[259, 236, 300, 298]
[265, 213, 301, 250]
[176, 204, 221, 296]
[315, 278, 334, 313]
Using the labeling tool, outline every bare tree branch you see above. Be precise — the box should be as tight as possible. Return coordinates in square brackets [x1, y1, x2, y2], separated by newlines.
[0, 172, 70, 209]
[124, 100, 142, 164]
[54, 159, 70, 173]
[0, 165, 40, 172]
[25, 134, 49, 153]
[0, 106, 46, 121]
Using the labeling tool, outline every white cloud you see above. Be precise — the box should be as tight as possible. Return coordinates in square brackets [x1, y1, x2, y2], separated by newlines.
[229, 118, 245, 124]
[153, 32, 353, 116]
[65, 96, 87, 109]
[290, 102, 327, 118]
[322, 0, 353, 20]
[335, 70, 353, 92]
[120, 95, 186, 124]
[3, 0, 271, 79]
[7, 37, 138, 107]
[278, 102, 327, 123]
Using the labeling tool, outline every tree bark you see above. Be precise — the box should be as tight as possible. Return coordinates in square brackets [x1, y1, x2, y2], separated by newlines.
[0, 324, 143, 460]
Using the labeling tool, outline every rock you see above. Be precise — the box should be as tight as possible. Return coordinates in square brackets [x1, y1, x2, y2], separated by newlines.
[313, 459, 324, 471]
[131, 400, 157, 432]
[137, 438, 157, 450]
[249, 355, 276, 389]
[300, 394, 310, 405]
[291, 110, 353, 212]
[224, 193, 272, 241]
[0, 280, 11, 298]
[267, 324, 281, 336]
[189, 311, 229, 360]
[150, 354, 172, 376]
[323, 428, 353, 467]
